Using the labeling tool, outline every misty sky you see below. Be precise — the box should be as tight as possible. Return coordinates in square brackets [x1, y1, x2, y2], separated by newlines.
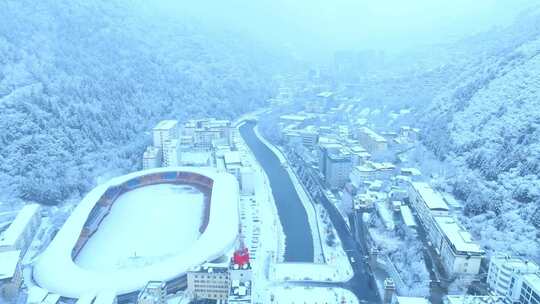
[158, 0, 537, 57]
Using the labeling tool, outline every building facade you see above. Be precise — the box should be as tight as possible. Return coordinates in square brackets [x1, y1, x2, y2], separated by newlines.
[356, 127, 388, 154]
[137, 281, 166, 304]
[187, 265, 230, 301]
[0, 204, 41, 254]
[142, 146, 161, 170]
[487, 256, 539, 303]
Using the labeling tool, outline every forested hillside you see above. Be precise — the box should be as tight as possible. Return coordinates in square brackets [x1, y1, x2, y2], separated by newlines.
[0, 0, 277, 205]
[420, 10, 540, 258]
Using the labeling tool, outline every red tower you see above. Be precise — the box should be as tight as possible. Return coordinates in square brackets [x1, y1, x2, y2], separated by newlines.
[233, 247, 250, 266]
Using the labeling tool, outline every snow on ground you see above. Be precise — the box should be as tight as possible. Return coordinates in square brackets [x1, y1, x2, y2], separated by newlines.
[270, 263, 350, 282]
[76, 184, 204, 271]
[265, 285, 359, 304]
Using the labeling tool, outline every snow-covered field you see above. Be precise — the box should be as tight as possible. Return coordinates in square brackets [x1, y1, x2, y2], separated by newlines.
[75, 184, 204, 271]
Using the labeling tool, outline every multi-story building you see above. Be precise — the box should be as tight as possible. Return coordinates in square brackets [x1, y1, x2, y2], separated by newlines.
[137, 281, 166, 304]
[407, 182, 449, 228]
[94, 290, 117, 304]
[162, 139, 179, 167]
[187, 265, 230, 301]
[518, 274, 540, 304]
[431, 216, 484, 277]
[349, 162, 396, 188]
[487, 256, 539, 302]
[320, 145, 352, 190]
[0, 250, 23, 293]
[142, 146, 161, 170]
[152, 120, 179, 151]
[444, 295, 504, 304]
[239, 168, 255, 195]
[224, 151, 242, 179]
[0, 204, 41, 254]
[191, 119, 232, 150]
[297, 126, 319, 150]
[356, 127, 388, 154]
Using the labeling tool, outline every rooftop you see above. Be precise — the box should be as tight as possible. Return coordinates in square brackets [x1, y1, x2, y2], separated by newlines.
[94, 290, 117, 304]
[153, 120, 178, 131]
[524, 273, 540, 293]
[0, 203, 40, 248]
[401, 168, 422, 176]
[490, 256, 539, 274]
[358, 127, 387, 143]
[411, 182, 449, 211]
[224, 151, 241, 165]
[434, 216, 483, 254]
[395, 296, 431, 304]
[280, 114, 307, 122]
[0, 250, 20, 280]
[400, 205, 417, 227]
[190, 264, 229, 274]
[444, 295, 505, 304]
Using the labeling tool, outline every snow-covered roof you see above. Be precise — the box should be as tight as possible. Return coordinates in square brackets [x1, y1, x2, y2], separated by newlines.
[434, 216, 483, 254]
[399, 206, 416, 228]
[358, 127, 387, 143]
[411, 182, 449, 211]
[75, 293, 96, 304]
[0, 250, 20, 280]
[27, 287, 48, 304]
[42, 294, 61, 304]
[153, 120, 178, 130]
[224, 151, 241, 165]
[0, 203, 40, 249]
[524, 273, 540, 293]
[34, 167, 239, 299]
[395, 296, 431, 304]
[94, 290, 116, 304]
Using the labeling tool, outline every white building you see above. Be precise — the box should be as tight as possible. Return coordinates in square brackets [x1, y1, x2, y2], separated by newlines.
[324, 149, 352, 190]
[0, 204, 41, 254]
[487, 256, 539, 302]
[518, 274, 540, 304]
[188, 119, 233, 150]
[42, 293, 61, 304]
[76, 294, 96, 304]
[142, 146, 161, 170]
[187, 265, 230, 301]
[444, 295, 504, 304]
[432, 216, 484, 277]
[349, 161, 396, 188]
[137, 281, 166, 304]
[162, 139, 179, 167]
[407, 182, 449, 227]
[393, 296, 431, 304]
[224, 151, 242, 179]
[356, 127, 388, 153]
[152, 120, 179, 150]
[297, 126, 319, 150]
[0, 250, 22, 299]
[239, 168, 255, 195]
[94, 290, 117, 304]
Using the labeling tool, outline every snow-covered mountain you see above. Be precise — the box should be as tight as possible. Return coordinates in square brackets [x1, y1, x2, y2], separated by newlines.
[0, 0, 279, 205]
[420, 10, 540, 258]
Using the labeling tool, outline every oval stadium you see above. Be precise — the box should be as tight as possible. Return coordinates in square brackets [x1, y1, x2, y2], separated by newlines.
[33, 167, 239, 300]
